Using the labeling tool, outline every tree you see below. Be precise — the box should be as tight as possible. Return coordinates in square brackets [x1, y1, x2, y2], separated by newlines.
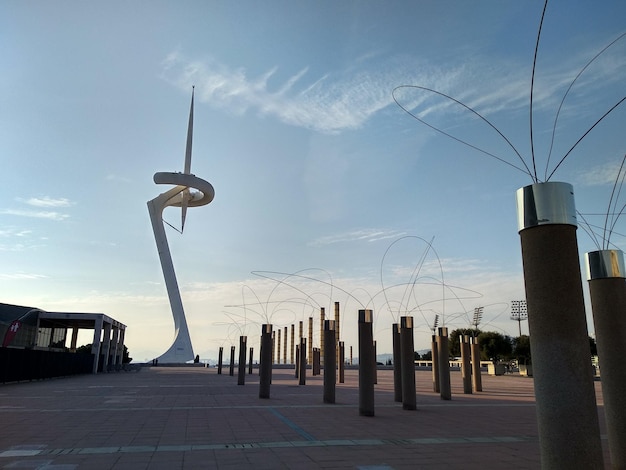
[448, 328, 481, 357]
[477, 331, 513, 363]
[513, 335, 531, 364]
[76, 344, 132, 363]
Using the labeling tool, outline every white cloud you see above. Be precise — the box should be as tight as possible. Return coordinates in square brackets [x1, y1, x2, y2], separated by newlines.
[309, 228, 407, 246]
[18, 196, 73, 208]
[0, 272, 47, 280]
[0, 209, 69, 221]
[576, 160, 625, 186]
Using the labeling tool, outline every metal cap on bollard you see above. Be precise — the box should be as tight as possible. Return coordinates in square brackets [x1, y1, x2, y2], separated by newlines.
[585, 249, 626, 280]
[516, 182, 577, 232]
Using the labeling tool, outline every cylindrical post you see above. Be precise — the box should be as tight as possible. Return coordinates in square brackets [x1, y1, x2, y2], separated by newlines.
[431, 335, 440, 393]
[229, 346, 235, 376]
[283, 326, 288, 365]
[373, 340, 378, 384]
[217, 346, 223, 375]
[517, 182, 603, 468]
[437, 327, 451, 400]
[350, 345, 353, 366]
[277, 329, 281, 365]
[586, 249, 626, 467]
[339, 341, 345, 383]
[259, 324, 272, 399]
[323, 320, 336, 404]
[392, 323, 402, 402]
[320, 308, 325, 366]
[295, 345, 300, 378]
[299, 337, 307, 385]
[400, 316, 416, 410]
[248, 347, 254, 375]
[460, 335, 472, 394]
[313, 348, 320, 375]
[470, 336, 482, 392]
[334, 302, 340, 366]
[272, 331, 276, 364]
[291, 324, 295, 365]
[358, 309, 375, 417]
[237, 336, 247, 385]
[308, 317, 313, 365]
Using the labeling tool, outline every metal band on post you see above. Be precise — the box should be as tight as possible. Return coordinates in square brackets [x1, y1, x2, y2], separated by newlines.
[517, 182, 603, 468]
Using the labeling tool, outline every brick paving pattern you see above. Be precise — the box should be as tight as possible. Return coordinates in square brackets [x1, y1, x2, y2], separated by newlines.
[0, 366, 610, 469]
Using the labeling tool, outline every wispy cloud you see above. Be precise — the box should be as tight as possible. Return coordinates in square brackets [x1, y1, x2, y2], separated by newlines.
[576, 160, 624, 186]
[309, 228, 407, 247]
[0, 209, 69, 221]
[18, 196, 73, 208]
[106, 174, 131, 183]
[0, 272, 47, 280]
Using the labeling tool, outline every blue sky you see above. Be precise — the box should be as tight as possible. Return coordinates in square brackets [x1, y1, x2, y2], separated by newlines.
[2, 1, 625, 362]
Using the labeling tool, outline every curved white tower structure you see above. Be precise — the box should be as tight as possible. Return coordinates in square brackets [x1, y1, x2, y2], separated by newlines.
[148, 88, 214, 363]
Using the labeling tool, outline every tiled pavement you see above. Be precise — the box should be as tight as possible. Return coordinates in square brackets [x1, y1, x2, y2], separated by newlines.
[0, 365, 610, 469]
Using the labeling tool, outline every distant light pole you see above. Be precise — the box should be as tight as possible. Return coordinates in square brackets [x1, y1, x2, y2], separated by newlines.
[431, 314, 440, 334]
[472, 307, 483, 336]
[510, 300, 528, 337]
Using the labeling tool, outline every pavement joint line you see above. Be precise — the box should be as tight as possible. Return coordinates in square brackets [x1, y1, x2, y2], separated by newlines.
[267, 407, 316, 441]
[4, 435, 540, 458]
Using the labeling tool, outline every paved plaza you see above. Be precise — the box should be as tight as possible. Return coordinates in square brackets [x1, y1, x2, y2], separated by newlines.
[0, 365, 610, 469]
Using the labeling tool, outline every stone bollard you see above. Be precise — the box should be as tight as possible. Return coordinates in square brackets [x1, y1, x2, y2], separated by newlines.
[460, 335, 472, 394]
[400, 316, 416, 410]
[436, 327, 451, 400]
[470, 336, 482, 392]
[229, 346, 235, 376]
[339, 341, 345, 384]
[299, 337, 307, 385]
[323, 320, 336, 404]
[431, 335, 440, 393]
[517, 182, 603, 468]
[586, 249, 626, 468]
[237, 336, 247, 385]
[259, 324, 273, 399]
[358, 309, 375, 417]
[392, 323, 402, 402]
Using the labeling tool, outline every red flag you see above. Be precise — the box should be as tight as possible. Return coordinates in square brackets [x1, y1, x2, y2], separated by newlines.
[2, 320, 21, 347]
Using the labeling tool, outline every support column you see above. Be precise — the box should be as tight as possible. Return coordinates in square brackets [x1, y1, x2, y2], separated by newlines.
[436, 327, 451, 400]
[308, 317, 313, 365]
[460, 335, 472, 394]
[339, 341, 345, 384]
[237, 336, 247, 385]
[323, 320, 336, 404]
[229, 346, 235, 376]
[517, 182, 602, 468]
[320, 308, 325, 366]
[116, 327, 126, 366]
[400, 316, 416, 410]
[431, 334, 440, 393]
[586, 249, 626, 468]
[358, 309, 375, 417]
[470, 336, 482, 392]
[299, 337, 307, 385]
[70, 327, 79, 353]
[110, 326, 120, 370]
[259, 324, 273, 399]
[101, 322, 112, 372]
[91, 317, 103, 374]
[392, 323, 402, 402]
[217, 347, 223, 374]
[290, 324, 295, 365]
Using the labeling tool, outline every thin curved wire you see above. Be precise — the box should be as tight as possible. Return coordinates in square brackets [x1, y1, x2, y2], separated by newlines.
[606, 155, 626, 248]
[546, 96, 626, 181]
[577, 211, 602, 251]
[529, 0, 549, 181]
[545, 31, 626, 180]
[392, 85, 534, 179]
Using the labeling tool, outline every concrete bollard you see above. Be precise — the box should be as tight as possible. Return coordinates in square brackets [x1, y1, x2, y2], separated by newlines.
[392, 323, 402, 402]
[259, 324, 272, 399]
[339, 341, 345, 384]
[299, 337, 307, 385]
[237, 336, 247, 385]
[323, 320, 336, 404]
[586, 249, 626, 468]
[460, 335, 472, 394]
[436, 327, 451, 400]
[431, 335, 439, 393]
[400, 316, 416, 410]
[358, 309, 375, 417]
[313, 348, 320, 376]
[517, 182, 603, 468]
[217, 346, 223, 375]
[248, 347, 254, 375]
[470, 336, 482, 392]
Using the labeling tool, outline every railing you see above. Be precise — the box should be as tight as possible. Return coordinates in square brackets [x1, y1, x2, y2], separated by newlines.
[0, 348, 94, 383]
